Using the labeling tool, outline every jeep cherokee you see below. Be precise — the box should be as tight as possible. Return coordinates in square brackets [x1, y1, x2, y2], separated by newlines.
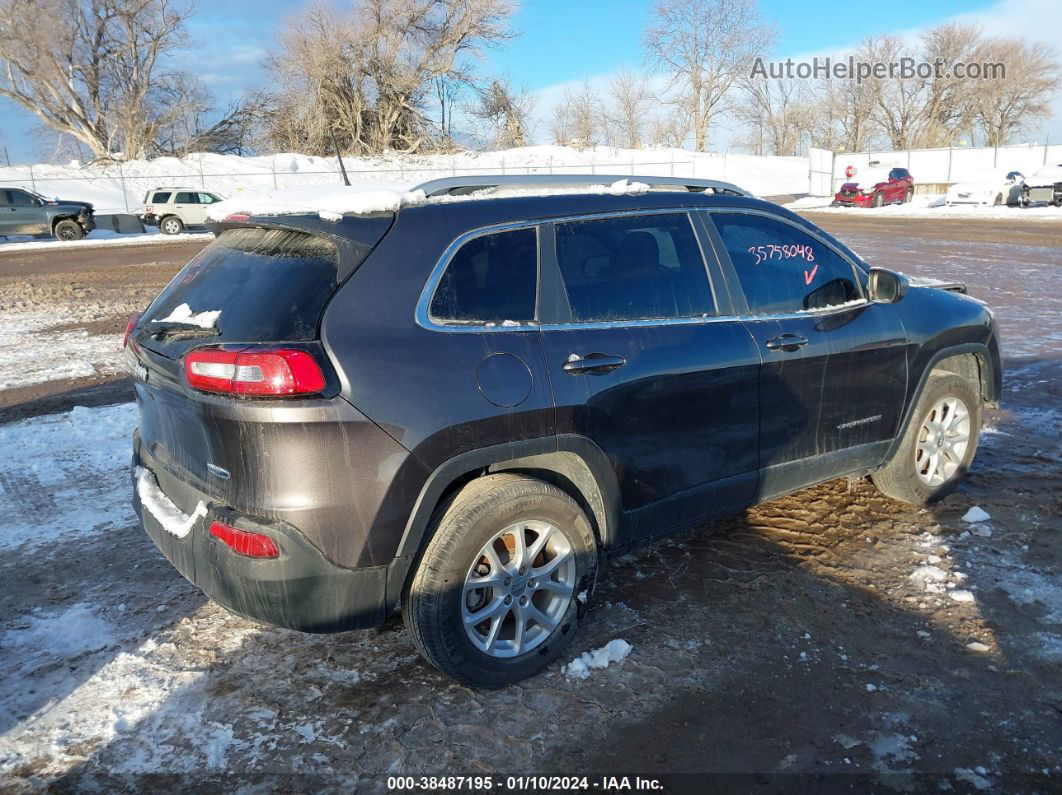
[125, 175, 1001, 686]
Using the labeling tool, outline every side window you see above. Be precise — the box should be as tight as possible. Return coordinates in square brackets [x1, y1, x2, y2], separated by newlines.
[175, 192, 198, 204]
[199, 193, 219, 204]
[0, 191, 11, 206]
[9, 190, 35, 206]
[710, 212, 863, 314]
[430, 227, 538, 324]
[152, 192, 172, 204]
[554, 213, 714, 322]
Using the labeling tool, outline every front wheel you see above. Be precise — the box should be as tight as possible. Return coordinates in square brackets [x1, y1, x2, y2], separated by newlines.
[403, 473, 597, 687]
[871, 192, 884, 208]
[904, 188, 914, 203]
[53, 219, 85, 241]
[871, 372, 981, 505]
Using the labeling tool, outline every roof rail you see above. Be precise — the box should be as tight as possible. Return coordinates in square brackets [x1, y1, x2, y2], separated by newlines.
[413, 174, 751, 198]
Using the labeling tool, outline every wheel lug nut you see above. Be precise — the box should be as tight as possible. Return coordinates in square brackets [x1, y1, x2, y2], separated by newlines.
[504, 595, 512, 604]
[519, 566, 527, 575]
[504, 577, 511, 586]
[519, 596, 527, 606]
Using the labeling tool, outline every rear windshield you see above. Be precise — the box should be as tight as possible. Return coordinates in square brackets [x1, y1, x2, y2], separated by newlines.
[141, 228, 341, 344]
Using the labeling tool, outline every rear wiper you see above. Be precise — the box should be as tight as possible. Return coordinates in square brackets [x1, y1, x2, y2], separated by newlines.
[148, 322, 220, 341]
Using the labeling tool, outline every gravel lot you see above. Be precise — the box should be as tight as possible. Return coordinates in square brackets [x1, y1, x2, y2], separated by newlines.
[0, 216, 1059, 792]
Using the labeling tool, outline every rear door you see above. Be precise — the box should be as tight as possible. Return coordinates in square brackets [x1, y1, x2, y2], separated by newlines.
[705, 209, 909, 499]
[174, 191, 205, 225]
[0, 190, 12, 234]
[537, 210, 761, 544]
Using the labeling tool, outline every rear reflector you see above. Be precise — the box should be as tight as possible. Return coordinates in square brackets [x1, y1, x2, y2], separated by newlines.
[184, 348, 326, 396]
[123, 312, 140, 348]
[209, 521, 279, 558]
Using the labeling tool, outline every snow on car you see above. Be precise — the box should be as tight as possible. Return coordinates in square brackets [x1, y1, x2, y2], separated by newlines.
[945, 169, 1025, 207]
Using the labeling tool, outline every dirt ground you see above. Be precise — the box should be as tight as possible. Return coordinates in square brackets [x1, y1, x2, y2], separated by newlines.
[0, 217, 1060, 792]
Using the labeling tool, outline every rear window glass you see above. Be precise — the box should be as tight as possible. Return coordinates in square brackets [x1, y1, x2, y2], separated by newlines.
[142, 228, 340, 343]
[151, 192, 171, 203]
[430, 228, 538, 324]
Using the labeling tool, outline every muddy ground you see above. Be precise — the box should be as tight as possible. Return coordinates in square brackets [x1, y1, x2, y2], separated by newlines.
[0, 217, 1060, 792]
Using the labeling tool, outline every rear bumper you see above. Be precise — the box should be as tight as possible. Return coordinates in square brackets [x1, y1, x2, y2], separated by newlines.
[139, 213, 159, 227]
[132, 443, 387, 633]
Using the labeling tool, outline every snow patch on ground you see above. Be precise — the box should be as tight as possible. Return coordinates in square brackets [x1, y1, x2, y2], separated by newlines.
[563, 639, 632, 679]
[0, 311, 123, 390]
[962, 506, 991, 523]
[4, 604, 116, 671]
[0, 402, 138, 552]
[0, 231, 213, 254]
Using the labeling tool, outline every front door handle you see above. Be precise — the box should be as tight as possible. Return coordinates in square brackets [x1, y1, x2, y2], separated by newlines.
[562, 352, 627, 375]
[765, 334, 809, 352]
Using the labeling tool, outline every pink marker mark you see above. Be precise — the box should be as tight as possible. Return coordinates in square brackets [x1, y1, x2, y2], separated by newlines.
[804, 264, 819, 285]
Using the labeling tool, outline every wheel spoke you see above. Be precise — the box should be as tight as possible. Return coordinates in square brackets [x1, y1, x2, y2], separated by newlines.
[483, 613, 504, 652]
[524, 603, 557, 630]
[532, 548, 573, 578]
[464, 572, 504, 594]
[511, 607, 527, 655]
[509, 526, 528, 572]
[483, 543, 512, 577]
[464, 595, 507, 625]
[536, 579, 574, 596]
[525, 524, 554, 565]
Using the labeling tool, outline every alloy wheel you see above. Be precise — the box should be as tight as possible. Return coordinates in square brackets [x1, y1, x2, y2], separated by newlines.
[914, 396, 971, 486]
[462, 519, 576, 658]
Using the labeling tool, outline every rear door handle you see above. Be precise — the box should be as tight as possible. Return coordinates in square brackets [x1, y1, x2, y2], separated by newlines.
[562, 352, 627, 375]
[765, 334, 809, 352]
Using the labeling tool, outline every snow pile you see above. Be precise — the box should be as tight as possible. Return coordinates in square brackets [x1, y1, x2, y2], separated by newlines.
[135, 466, 206, 539]
[155, 303, 221, 329]
[0, 230, 212, 254]
[563, 639, 632, 679]
[0, 311, 124, 390]
[205, 182, 426, 221]
[0, 402, 138, 552]
[4, 604, 116, 670]
[962, 506, 991, 523]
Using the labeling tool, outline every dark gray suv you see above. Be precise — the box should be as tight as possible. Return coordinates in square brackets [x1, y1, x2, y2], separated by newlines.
[125, 175, 1001, 686]
[0, 187, 96, 240]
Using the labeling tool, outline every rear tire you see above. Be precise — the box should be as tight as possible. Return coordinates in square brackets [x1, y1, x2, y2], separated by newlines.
[993, 193, 1003, 206]
[53, 219, 85, 241]
[403, 473, 597, 687]
[872, 372, 981, 505]
[160, 216, 184, 235]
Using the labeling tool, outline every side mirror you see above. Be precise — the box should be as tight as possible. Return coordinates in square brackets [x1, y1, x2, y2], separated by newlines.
[868, 268, 908, 303]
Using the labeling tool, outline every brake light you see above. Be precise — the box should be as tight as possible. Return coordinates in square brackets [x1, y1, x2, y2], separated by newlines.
[146, 205, 153, 213]
[123, 312, 140, 348]
[184, 348, 326, 396]
[225, 213, 250, 222]
[209, 521, 279, 558]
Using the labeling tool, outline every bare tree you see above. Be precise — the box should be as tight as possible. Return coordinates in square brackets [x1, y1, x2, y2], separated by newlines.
[564, 81, 605, 148]
[604, 70, 653, 148]
[0, 0, 199, 159]
[647, 111, 688, 148]
[472, 76, 535, 148]
[643, 0, 775, 151]
[973, 37, 1060, 147]
[735, 75, 809, 155]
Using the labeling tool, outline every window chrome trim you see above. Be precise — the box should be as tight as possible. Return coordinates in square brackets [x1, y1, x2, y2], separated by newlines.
[416, 207, 874, 334]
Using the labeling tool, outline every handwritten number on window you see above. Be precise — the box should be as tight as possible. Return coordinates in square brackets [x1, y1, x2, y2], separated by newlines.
[747, 244, 815, 265]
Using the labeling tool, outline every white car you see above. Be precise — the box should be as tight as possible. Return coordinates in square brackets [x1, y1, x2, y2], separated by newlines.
[1023, 163, 1062, 207]
[945, 169, 1025, 207]
[139, 188, 224, 234]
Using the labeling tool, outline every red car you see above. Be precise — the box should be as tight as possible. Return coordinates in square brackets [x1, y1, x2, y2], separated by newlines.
[834, 167, 915, 208]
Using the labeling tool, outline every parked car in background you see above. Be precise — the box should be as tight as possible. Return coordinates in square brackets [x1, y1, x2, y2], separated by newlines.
[125, 174, 1001, 686]
[0, 187, 95, 240]
[1022, 163, 1062, 207]
[945, 169, 1025, 206]
[140, 188, 224, 235]
[833, 167, 915, 208]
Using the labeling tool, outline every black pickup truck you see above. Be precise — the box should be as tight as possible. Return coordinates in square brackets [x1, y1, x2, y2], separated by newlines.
[0, 187, 95, 240]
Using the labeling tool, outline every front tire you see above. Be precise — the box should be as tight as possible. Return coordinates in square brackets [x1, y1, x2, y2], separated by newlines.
[904, 188, 914, 203]
[160, 215, 184, 235]
[871, 192, 884, 208]
[872, 372, 981, 505]
[403, 473, 597, 687]
[53, 219, 85, 241]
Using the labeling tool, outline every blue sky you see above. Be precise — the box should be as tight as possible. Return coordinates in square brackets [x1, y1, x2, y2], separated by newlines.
[1, 0, 1059, 163]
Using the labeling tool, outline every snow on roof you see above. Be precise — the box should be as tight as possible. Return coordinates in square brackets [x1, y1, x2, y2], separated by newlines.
[205, 178, 653, 222]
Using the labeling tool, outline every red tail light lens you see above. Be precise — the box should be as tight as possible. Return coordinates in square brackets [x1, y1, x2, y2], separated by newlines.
[209, 521, 279, 558]
[184, 348, 326, 397]
[123, 312, 140, 348]
[224, 213, 250, 222]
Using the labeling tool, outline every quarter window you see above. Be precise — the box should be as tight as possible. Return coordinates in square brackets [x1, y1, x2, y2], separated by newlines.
[151, 192, 172, 204]
[554, 213, 714, 322]
[430, 228, 538, 324]
[710, 212, 863, 314]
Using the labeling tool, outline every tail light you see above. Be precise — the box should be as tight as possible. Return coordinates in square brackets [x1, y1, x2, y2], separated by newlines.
[123, 312, 140, 348]
[146, 205, 153, 213]
[224, 213, 250, 222]
[209, 521, 279, 558]
[184, 348, 326, 397]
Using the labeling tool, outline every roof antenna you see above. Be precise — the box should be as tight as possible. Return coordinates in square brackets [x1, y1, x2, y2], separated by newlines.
[329, 130, 351, 186]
